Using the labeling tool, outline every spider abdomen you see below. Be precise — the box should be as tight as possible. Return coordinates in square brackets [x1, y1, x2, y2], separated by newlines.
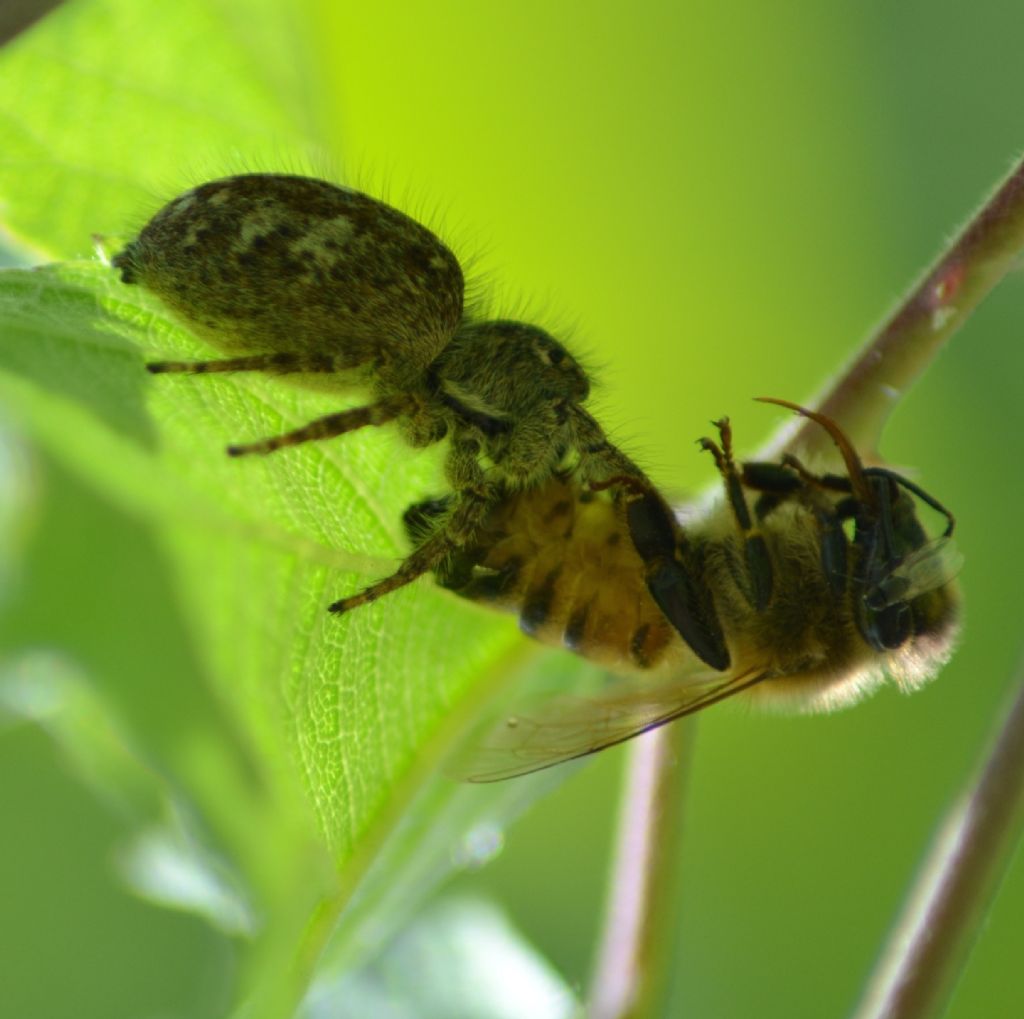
[114, 174, 464, 389]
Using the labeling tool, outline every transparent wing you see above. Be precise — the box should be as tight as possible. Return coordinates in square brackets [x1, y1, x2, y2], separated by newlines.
[454, 665, 769, 782]
[868, 537, 964, 609]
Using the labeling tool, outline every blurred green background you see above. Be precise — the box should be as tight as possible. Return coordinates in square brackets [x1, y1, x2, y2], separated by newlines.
[2, 1, 1023, 1017]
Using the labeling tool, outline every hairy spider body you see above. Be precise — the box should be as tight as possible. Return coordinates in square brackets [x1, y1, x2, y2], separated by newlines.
[114, 174, 686, 619]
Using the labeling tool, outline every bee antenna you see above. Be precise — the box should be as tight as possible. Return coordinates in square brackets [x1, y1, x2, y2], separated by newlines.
[755, 397, 873, 505]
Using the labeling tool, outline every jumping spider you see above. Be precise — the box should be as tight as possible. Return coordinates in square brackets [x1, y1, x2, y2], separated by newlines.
[113, 174, 690, 624]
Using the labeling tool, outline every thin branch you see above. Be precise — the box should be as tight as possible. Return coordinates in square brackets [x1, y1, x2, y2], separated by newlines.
[588, 151, 1024, 1019]
[850, 671, 1024, 1019]
[588, 720, 695, 1019]
[0, 0, 65, 48]
[792, 154, 1024, 458]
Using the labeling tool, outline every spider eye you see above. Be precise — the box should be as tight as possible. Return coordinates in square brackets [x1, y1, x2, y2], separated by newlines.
[533, 335, 568, 367]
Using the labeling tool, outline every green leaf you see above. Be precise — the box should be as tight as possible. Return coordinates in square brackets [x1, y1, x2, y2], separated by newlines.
[0, 3, 595, 1015]
[0, 242, 589, 1012]
[0, 0, 320, 260]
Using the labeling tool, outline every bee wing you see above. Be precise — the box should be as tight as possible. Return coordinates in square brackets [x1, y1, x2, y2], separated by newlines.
[869, 537, 964, 609]
[455, 665, 769, 783]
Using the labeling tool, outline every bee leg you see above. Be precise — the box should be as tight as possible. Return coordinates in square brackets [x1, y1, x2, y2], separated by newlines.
[626, 488, 730, 670]
[741, 457, 850, 598]
[146, 351, 354, 374]
[567, 406, 730, 669]
[738, 460, 803, 519]
[226, 394, 414, 456]
[743, 453, 856, 508]
[700, 418, 773, 610]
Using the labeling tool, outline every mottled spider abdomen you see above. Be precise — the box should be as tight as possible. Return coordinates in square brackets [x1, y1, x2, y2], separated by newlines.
[113, 174, 464, 389]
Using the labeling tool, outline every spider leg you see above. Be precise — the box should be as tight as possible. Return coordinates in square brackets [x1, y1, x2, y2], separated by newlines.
[227, 394, 415, 456]
[329, 490, 495, 613]
[329, 437, 496, 614]
[147, 351, 355, 374]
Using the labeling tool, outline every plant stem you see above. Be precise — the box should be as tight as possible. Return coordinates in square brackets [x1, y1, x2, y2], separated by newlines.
[792, 154, 1024, 458]
[850, 671, 1024, 1019]
[588, 720, 695, 1019]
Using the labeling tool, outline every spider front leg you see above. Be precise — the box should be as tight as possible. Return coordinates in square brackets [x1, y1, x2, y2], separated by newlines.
[328, 437, 497, 614]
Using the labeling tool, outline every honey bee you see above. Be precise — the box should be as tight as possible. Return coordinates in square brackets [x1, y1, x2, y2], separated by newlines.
[113, 173, 689, 620]
[406, 400, 961, 781]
